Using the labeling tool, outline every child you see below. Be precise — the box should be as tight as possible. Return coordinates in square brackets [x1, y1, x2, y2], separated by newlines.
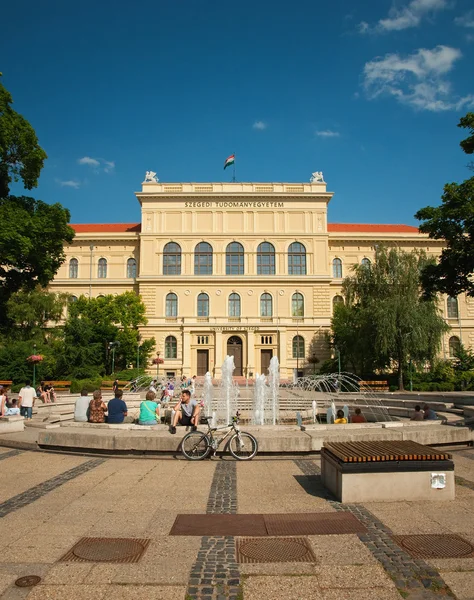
[334, 409, 347, 424]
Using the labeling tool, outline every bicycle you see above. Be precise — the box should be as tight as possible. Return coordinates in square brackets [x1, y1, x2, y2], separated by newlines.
[181, 412, 258, 461]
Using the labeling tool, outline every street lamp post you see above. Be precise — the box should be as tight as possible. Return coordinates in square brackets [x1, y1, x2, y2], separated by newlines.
[156, 352, 160, 379]
[137, 343, 140, 371]
[335, 347, 341, 376]
[89, 244, 94, 298]
[108, 341, 119, 375]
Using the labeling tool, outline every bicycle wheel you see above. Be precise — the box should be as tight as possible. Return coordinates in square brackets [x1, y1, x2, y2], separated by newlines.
[228, 432, 258, 460]
[181, 432, 211, 461]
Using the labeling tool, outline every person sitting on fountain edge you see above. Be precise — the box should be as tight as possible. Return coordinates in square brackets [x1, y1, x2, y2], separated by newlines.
[170, 389, 200, 434]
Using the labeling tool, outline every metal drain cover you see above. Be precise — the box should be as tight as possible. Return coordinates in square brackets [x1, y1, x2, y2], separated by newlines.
[393, 535, 474, 559]
[15, 575, 41, 588]
[59, 537, 150, 563]
[236, 537, 316, 563]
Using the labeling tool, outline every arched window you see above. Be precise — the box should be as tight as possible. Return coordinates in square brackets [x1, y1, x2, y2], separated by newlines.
[165, 293, 178, 317]
[127, 258, 137, 278]
[333, 295, 344, 309]
[292, 335, 305, 359]
[163, 242, 181, 275]
[194, 242, 213, 275]
[361, 258, 371, 268]
[257, 242, 275, 275]
[197, 293, 209, 317]
[260, 293, 273, 317]
[69, 295, 78, 303]
[447, 296, 459, 319]
[449, 336, 461, 358]
[288, 242, 306, 275]
[226, 242, 244, 275]
[98, 258, 107, 278]
[333, 258, 342, 278]
[229, 293, 241, 317]
[69, 258, 78, 279]
[292, 292, 304, 317]
[165, 335, 177, 359]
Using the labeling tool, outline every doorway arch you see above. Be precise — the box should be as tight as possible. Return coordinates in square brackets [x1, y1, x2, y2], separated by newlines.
[227, 335, 243, 376]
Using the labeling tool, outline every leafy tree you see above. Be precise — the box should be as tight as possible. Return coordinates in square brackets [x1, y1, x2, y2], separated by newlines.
[5, 286, 67, 341]
[335, 247, 449, 389]
[60, 292, 155, 377]
[0, 74, 47, 197]
[415, 112, 474, 298]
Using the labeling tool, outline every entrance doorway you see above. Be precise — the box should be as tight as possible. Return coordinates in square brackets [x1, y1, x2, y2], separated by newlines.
[261, 349, 273, 375]
[227, 336, 243, 376]
[196, 350, 209, 376]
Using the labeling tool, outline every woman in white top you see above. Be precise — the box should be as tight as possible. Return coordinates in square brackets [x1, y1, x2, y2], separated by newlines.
[0, 386, 6, 416]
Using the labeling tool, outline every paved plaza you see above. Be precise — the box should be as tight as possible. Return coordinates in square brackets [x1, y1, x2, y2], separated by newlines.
[0, 446, 473, 599]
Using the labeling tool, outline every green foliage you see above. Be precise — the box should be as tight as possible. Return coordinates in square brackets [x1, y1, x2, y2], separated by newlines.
[110, 368, 147, 381]
[332, 247, 449, 389]
[0, 75, 47, 197]
[5, 286, 67, 341]
[69, 378, 103, 394]
[416, 112, 474, 297]
[0, 195, 75, 320]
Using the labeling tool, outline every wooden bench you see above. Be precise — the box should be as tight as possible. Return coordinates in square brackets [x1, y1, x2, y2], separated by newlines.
[42, 380, 72, 392]
[321, 441, 455, 502]
[360, 380, 389, 392]
[0, 380, 12, 388]
[101, 380, 129, 391]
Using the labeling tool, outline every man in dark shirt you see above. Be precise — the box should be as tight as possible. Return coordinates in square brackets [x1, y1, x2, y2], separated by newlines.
[107, 389, 128, 424]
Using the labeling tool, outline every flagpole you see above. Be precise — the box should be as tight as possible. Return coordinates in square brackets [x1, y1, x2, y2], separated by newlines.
[232, 152, 236, 183]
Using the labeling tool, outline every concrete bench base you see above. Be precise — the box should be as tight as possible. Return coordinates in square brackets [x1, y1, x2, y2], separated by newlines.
[0, 416, 25, 434]
[321, 449, 455, 503]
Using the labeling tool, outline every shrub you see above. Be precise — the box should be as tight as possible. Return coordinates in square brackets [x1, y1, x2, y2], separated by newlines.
[109, 368, 146, 381]
[70, 378, 102, 394]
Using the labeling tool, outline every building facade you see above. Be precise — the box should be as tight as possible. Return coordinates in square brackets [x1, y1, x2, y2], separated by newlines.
[49, 179, 474, 379]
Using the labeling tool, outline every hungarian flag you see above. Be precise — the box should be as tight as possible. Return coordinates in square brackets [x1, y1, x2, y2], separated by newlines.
[224, 154, 235, 170]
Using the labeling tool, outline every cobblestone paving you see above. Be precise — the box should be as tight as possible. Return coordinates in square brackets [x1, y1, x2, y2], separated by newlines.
[294, 459, 455, 599]
[187, 461, 241, 600]
[0, 449, 22, 462]
[0, 458, 105, 518]
[455, 475, 474, 491]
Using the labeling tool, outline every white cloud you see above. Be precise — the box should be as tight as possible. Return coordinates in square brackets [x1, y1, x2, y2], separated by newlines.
[103, 160, 115, 173]
[56, 179, 80, 189]
[359, 0, 449, 33]
[252, 121, 267, 130]
[316, 130, 340, 138]
[362, 45, 474, 111]
[454, 10, 474, 28]
[78, 156, 115, 173]
[78, 156, 100, 167]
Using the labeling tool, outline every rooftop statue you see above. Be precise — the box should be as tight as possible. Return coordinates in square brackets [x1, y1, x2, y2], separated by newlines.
[310, 171, 324, 183]
[144, 171, 159, 183]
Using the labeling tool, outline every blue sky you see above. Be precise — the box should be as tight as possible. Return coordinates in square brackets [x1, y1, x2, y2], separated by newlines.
[1, 0, 473, 225]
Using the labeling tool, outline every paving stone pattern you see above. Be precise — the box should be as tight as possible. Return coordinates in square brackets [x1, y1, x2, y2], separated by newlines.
[294, 459, 455, 600]
[0, 458, 105, 518]
[0, 449, 22, 462]
[187, 461, 241, 600]
[458, 449, 474, 462]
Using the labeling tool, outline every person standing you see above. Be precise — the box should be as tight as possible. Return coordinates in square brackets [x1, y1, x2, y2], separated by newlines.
[18, 380, 36, 420]
[112, 379, 120, 395]
[0, 386, 6, 416]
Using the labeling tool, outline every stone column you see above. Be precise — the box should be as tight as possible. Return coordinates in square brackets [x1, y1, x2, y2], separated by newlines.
[182, 329, 191, 376]
[278, 328, 288, 380]
[247, 328, 255, 379]
[214, 329, 223, 377]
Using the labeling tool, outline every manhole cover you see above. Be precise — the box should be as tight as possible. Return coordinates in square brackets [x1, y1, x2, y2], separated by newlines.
[59, 537, 150, 563]
[393, 535, 474, 559]
[236, 537, 316, 563]
[15, 575, 41, 588]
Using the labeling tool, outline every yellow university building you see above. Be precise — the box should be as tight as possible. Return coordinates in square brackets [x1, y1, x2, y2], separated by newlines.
[49, 177, 474, 379]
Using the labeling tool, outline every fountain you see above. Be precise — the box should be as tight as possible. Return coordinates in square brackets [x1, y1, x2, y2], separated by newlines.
[216, 355, 239, 424]
[202, 371, 214, 418]
[252, 373, 267, 425]
[268, 356, 280, 425]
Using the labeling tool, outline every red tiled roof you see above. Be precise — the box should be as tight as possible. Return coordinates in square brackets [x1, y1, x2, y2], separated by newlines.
[328, 223, 420, 234]
[71, 223, 141, 233]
